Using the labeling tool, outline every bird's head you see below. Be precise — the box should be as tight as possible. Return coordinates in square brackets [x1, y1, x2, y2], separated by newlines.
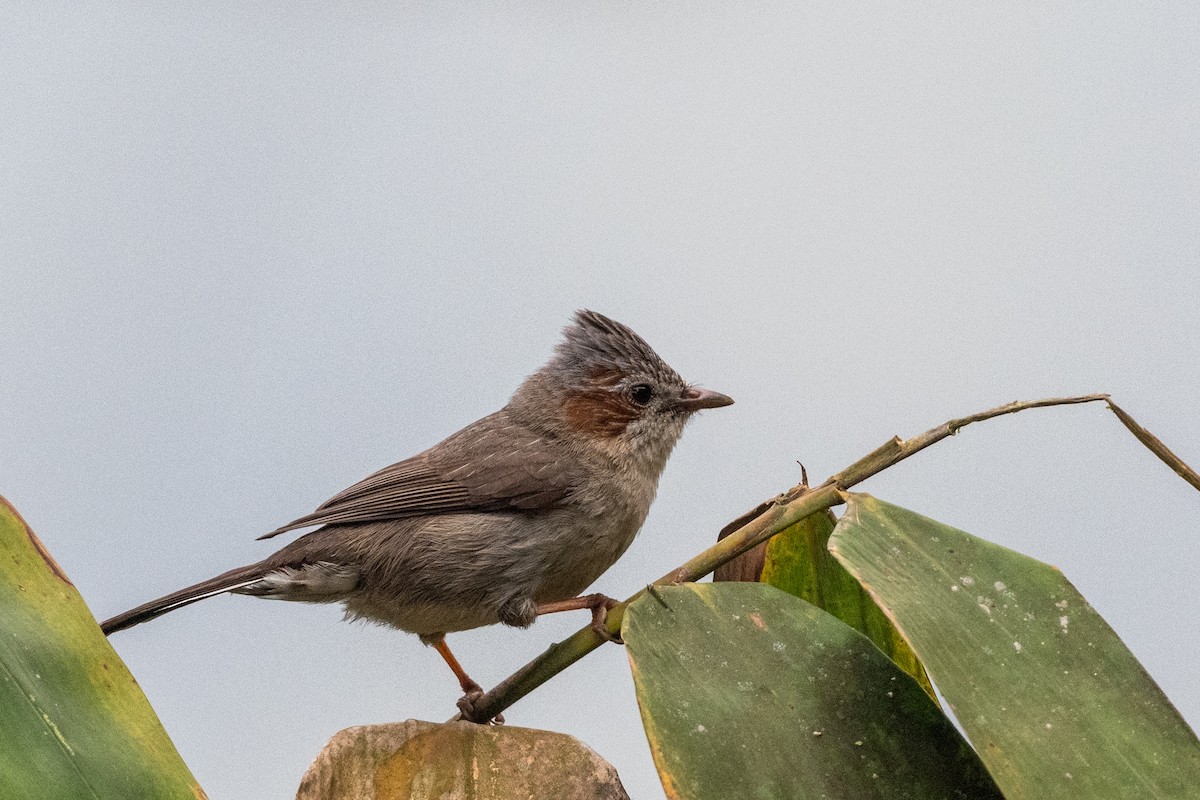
[512, 310, 733, 468]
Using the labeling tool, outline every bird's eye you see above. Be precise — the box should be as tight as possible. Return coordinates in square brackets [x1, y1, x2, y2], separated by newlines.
[630, 384, 653, 406]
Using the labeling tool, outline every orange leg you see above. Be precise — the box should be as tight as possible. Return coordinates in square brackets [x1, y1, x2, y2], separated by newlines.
[429, 635, 504, 725]
[536, 593, 622, 644]
[429, 635, 481, 695]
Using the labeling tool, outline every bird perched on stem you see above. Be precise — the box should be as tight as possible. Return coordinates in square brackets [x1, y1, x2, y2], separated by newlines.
[102, 310, 732, 712]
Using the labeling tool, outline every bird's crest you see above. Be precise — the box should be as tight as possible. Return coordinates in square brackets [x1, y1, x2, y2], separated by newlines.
[548, 310, 682, 388]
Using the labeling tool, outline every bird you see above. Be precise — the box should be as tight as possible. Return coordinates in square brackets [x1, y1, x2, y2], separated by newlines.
[101, 310, 732, 707]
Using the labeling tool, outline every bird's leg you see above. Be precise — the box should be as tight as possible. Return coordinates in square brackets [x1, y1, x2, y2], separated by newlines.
[424, 634, 504, 725]
[428, 634, 482, 695]
[536, 593, 623, 644]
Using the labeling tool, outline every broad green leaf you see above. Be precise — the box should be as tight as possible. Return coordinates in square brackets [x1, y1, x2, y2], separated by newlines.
[0, 496, 205, 800]
[761, 509, 936, 701]
[831, 494, 1200, 799]
[624, 583, 1002, 800]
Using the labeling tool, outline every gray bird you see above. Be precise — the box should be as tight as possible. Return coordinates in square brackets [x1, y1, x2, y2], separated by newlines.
[101, 310, 732, 701]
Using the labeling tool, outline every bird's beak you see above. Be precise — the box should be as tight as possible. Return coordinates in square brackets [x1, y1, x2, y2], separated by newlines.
[677, 387, 734, 412]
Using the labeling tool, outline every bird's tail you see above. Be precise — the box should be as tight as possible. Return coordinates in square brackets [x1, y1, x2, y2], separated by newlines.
[100, 563, 267, 635]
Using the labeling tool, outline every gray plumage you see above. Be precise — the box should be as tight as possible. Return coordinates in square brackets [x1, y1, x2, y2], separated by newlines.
[101, 310, 732, 655]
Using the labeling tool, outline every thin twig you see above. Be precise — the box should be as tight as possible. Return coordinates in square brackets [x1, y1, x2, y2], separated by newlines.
[455, 392, 1193, 723]
[821, 393, 1112, 490]
[1106, 400, 1200, 491]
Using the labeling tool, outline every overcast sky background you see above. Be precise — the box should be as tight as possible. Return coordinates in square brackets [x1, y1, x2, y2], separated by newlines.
[3, 4, 1198, 798]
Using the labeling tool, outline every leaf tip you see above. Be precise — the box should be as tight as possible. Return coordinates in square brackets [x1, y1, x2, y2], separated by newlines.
[2, 496, 72, 586]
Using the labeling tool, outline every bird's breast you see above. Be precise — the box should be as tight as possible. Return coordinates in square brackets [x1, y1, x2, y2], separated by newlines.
[528, 496, 648, 603]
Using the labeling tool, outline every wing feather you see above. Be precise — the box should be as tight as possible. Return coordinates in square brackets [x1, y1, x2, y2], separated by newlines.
[258, 411, 577, 539]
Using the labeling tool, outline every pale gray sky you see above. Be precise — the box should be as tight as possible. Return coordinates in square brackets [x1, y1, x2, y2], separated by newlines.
[3, 4, 1198, 798]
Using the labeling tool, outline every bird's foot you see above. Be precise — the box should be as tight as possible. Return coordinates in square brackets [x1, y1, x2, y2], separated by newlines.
[456, 685, 504, 725]
[588, 595, 624, 645]
[536, 593, 624, 643]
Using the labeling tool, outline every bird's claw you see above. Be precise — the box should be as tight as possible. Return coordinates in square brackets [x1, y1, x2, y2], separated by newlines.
[456, 687, 505, 725]
[590, 596, 624, 645]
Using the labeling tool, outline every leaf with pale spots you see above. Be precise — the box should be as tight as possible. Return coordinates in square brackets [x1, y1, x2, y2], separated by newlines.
[623, 583, 1002, 800]
[831, 494, 1200, 799]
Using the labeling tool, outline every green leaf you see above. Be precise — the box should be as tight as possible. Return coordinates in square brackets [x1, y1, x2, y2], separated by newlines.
[831, 493, 1200, 799]
[761, 508, 937, 701]
[0, 496, 205, 800]
[624, 582, 1003, 800]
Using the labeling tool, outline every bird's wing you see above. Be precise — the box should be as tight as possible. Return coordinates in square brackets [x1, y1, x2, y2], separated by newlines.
[258, 412, 577, 539]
